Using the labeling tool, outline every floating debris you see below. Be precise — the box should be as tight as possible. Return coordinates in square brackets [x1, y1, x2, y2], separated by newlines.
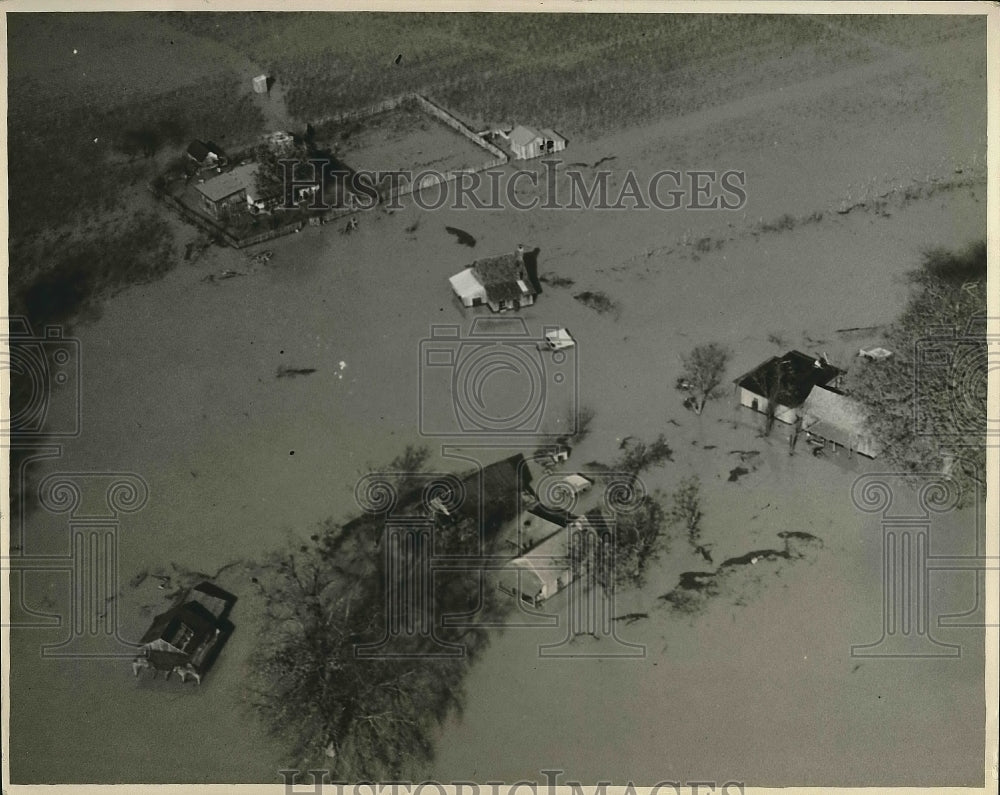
[727, 466, 750, 482]
[277, 365, 317, 379]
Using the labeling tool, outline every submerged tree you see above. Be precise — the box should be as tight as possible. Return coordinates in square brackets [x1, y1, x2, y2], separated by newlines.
[668, 476, 710, 564]
[249, 447, 509, 777]
[678, 343, 732, 415]
[846, 241, 986, 504]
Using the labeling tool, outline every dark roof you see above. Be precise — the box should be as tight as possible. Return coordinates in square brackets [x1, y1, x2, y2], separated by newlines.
[453, 453, 532, 537]
[140, 600, 218, 647]
[528, 503, 576, 528]
[190, 582, 237, 620]
[187, 139, 220, 162]
[471, 253, 537, 304]
[734, 350, 842, 409]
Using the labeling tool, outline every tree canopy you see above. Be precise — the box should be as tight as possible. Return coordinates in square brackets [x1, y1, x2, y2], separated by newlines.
[846, 240, 986, 502]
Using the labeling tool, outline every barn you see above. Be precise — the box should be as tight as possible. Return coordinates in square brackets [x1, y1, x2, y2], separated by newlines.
[800, 385, 880, 458]
[507, 125, 567, 160]
[733, 350, 842, 425]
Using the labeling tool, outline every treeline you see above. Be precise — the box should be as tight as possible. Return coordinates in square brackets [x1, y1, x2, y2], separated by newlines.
[249, 448, 508, 777]
[7, 71, 266, 329]
[847, 241, 987, 502]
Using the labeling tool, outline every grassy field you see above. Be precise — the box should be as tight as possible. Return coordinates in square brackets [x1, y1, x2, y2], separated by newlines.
[317, 99, 496, 175]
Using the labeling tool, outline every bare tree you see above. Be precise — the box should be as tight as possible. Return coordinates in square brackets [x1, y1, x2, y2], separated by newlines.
[667, 476, 711, 563]
[678, 343, 732, 415]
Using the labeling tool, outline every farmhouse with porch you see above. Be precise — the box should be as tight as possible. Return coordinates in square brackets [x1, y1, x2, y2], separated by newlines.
[449, 244, 538, 312]
[733, 350, 879, 458]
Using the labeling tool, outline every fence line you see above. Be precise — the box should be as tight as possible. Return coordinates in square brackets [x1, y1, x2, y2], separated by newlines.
[411, 94, 509, 162]
[155, 93, 512, 248]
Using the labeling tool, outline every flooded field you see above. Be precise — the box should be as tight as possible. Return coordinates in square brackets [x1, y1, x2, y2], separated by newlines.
[5, 12, 988, 787]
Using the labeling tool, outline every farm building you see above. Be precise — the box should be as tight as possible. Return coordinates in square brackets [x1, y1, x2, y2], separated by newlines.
[800, 385, 880, 458]
[195, 164, 259, 217]
[449, 244, 538, 312]
[252, 74, 269, 94]
[497, 515, 596, 606]
[136, 582, 236, 680]
[505, 125, 567, 160]
[186, 140, 223, 169]
[495, 510, 566, 557]
[734, 349, 879, 458]
[195, 164, 284, 217]
[733, 350, 843, 425]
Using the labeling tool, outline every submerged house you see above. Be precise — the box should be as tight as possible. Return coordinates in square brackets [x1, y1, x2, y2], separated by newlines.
[800, 384, 880, 458]
[733, 350, 842, 425]
[195, 163, 260, 217]
[449, 244, 538, 312]
[734, 350, 878, 458]
[497, 514, 596, 606]
[505, 125, 567, 160]
[195, 163, 284, 217]
[137, 582, 236, 678]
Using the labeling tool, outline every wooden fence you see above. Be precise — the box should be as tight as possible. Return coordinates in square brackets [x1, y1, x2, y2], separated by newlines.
[155, 93, 512, 247]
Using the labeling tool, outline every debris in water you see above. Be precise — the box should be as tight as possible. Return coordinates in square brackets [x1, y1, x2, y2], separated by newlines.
[277, 365, 317, 379]
[728, 466, 750, 482]
[445, 226, 476, 247]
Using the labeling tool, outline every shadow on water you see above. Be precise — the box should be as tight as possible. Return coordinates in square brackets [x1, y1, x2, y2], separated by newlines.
[524, 247, 542, 295]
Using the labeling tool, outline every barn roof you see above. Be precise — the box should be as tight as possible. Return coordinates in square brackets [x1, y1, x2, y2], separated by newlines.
[509, 125, 541, 147]
[471, 253, 538, 304]
[196, 163, 258, 202]
[734, 350, 842, 408]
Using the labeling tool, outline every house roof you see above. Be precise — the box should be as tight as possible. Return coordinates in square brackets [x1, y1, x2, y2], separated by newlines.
[190, 582, 237, 620]
[452, 453, 532, 537]
[560, 474, 592, 494]
[506, 527, 572, 594]
[734, 350, 842, 409]
[509, 125, 541, 147]
[139, 600, 218, 649]
[471, 253, 538, 304]
[195, 163, 259, 203]
[538, 128, 565, 144]
[449, 268, 485, 300]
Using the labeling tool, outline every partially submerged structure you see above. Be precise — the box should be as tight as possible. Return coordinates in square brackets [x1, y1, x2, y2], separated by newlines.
[195, 164, 264, 218]
[135, 582, 236, 681]
[497, 513, 597, 606]
[734, 350, 879, 457]
[449, 244, 538, 312]
[503, 125, 567, 160]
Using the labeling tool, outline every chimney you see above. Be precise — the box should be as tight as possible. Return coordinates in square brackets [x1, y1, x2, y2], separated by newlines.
[515, 243, 525, 267]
